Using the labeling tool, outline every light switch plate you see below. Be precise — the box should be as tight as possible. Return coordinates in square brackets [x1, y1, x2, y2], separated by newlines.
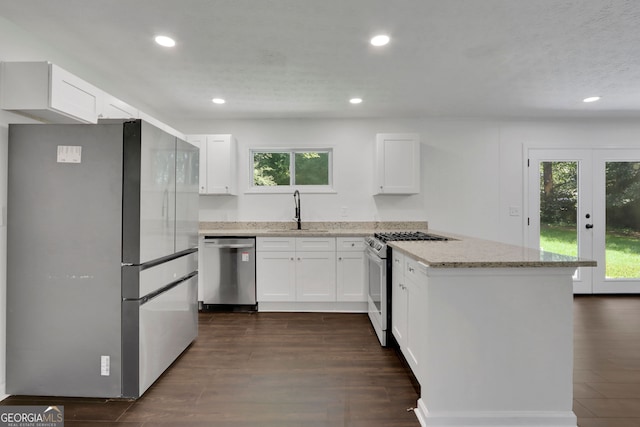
[57, 145, 82, 163]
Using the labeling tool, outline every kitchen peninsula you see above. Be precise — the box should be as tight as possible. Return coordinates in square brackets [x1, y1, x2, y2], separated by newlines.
[390, 234, 595, 427]
[200, 222, 595, 427]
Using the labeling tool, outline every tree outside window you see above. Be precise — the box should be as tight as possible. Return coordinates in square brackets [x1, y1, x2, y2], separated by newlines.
[252, 149, 331, 188]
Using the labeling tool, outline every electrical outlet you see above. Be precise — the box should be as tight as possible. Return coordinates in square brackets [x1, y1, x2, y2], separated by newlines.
[341, 206, 349, 217]
[509, 206, 521, 217]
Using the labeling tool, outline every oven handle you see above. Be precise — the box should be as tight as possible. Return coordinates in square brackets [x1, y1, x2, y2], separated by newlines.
[365, 246, 385, 266]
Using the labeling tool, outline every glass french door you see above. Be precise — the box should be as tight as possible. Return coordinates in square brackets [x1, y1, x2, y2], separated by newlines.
[528, 149, 640, 294]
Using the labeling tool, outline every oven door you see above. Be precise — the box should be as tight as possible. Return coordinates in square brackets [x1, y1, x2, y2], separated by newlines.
[366, 246, 387, 346]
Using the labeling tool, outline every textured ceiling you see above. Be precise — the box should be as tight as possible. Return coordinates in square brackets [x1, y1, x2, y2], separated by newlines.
[1, 0, 640, 122]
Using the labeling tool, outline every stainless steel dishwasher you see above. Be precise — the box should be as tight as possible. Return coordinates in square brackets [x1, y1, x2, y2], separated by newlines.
[201, 237, 257, 310]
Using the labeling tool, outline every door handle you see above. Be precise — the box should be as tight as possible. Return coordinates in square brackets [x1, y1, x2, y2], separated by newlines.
[585, 223, 594, 229]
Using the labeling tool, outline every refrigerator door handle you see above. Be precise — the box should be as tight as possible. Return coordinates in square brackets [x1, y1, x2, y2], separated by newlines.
[132, 271, 198, 305]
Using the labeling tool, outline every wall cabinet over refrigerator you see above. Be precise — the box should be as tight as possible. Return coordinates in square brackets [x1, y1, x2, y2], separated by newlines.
[0, 61, 102, 123]
[99, 93, 139, 120]
[186, 134, 237, 195]
[374, 133, 420, 194]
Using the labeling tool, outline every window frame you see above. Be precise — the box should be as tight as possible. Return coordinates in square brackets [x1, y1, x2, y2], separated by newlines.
[248, 147, 335, 194]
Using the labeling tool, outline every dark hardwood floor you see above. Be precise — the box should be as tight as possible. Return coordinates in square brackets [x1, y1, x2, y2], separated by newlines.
[3, 296, 640, 426]
[573, 296, 640, 426]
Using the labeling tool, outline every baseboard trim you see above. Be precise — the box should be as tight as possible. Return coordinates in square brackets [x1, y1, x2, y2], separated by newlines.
[415, 398, 577, 427]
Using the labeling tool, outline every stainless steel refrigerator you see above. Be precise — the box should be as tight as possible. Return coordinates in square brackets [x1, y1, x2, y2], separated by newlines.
[6, 119, 200, 398]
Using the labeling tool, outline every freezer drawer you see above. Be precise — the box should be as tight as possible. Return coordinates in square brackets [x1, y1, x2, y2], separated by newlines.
[123, 250, 198, 299]
[122, 274, 198, 398]
[202, 237, 256, 305]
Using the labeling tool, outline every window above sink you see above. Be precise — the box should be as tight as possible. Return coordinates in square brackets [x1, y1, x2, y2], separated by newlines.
[248, 148, 335, 194]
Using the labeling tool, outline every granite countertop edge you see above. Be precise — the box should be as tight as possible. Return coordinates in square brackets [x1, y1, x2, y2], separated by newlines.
[198, 222, 596, 269]
[388, 233, 597, 269]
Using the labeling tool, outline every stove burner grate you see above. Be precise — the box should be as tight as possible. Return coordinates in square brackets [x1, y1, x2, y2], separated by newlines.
[373, 231, 449, 243]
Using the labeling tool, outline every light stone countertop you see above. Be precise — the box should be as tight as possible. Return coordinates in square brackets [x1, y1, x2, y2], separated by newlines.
[198, 222, 596, 268]
[198, 221, 428, 238]
[389, 231, 597, 269]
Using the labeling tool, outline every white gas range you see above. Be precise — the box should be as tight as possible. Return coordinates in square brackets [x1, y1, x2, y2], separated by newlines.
[365, 231, 449, 346]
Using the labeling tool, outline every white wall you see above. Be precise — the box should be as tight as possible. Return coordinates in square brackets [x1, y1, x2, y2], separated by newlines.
[194, 119, 429, 224]
[184, 117, 640, 246]
[184, 117, 521, 240]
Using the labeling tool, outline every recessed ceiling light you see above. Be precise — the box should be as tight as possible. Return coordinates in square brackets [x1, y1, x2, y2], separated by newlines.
[583, 96, 601, 103]
[212, 98, 226, 104]
[370, 34, 390, 47]
[155, 35, 176, 47]
[349, 98, 363, 104]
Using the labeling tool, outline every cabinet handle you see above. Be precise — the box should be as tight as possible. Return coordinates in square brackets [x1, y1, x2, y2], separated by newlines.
[290, 257, 294, 261]
[408, 267, 414, 273]
[338, 257, 343, 261]
[351, 243, 355, 247]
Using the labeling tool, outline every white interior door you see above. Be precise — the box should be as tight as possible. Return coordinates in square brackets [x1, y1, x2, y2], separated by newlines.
[528, 148, 640, 294]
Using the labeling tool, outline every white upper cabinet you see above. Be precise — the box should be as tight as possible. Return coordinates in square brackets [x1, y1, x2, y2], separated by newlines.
[138, 111, 185, 140]
[185, 135, 207, 194]
[0, 61, 102, 123]
[186, 134, 237, 195]
[99, 93, 139, 119]
[374, 133, 421, 194]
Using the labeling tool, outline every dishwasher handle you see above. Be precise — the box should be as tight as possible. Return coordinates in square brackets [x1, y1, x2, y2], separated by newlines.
[204, 243, 255, 249]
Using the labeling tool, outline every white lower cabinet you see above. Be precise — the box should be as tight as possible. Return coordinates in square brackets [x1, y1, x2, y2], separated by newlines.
[392, 250, 426, 383]
[256, 251, 296, 301]
[256, 238, 296, 301]
[296, 252, 336, 301]
[336, 237, 367, 302]
[257, 236, 367, 311]
[391, 251, 407, 345]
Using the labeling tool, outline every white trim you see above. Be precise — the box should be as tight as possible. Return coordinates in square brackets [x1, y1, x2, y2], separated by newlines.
[415, 399, 577, 427]
[245, 186, 337, 194]
[257, 301, 367, 312]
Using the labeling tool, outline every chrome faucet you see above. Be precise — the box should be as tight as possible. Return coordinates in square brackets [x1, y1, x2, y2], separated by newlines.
[293, 190, 301, 230]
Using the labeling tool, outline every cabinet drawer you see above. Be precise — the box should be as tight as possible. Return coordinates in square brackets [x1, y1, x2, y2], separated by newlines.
[257, 237, 296, 251]
[336, 237, 365, 251]
[405, 256, 427, 284]
[296, 237, 336, 251]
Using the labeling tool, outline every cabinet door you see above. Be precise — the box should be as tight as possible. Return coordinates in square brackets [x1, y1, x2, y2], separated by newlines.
[186, 135, 208, 194]
[256, 251, 296, 301]
[336, 251, 367, 302]
[375, 133, 420, 194]
[175, 138, 200, 253]
[296, 252, 336, 301]
[100, 93, 139, 119]
[0, 62, 101, 123]
[50, 64, 102, 123]
[404, 256, 426, 381]
[391, 251, 407, 345]
[206, 134, 237, 194]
